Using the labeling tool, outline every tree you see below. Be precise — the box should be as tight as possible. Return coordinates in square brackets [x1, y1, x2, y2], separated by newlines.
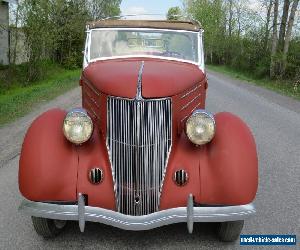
[270, 0, 299, 77]
[167, 6, 182, 20]
[184, 0, 225, 64]
[270, 0, 279, 79]
[228, 0, 234, 37]
[282, 0, 299, 73]
[183, 0, 299, 81]
[11, 1, 20, 65]
[88, 0, 121, 20]
[263, 0, 273, 51]
[278, 0, 290, 50]
[17, 0, 122, 81]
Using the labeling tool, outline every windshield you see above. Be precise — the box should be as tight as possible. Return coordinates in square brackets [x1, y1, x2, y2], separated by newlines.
[89, 29, 199, 64]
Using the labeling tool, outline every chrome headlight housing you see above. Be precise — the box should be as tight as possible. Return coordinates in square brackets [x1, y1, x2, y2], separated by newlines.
[63, 108, 93, 145]
[185, 110, 216, 145]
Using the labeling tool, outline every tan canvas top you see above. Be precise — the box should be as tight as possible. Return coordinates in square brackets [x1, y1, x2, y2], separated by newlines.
[87, 19, 201, 32]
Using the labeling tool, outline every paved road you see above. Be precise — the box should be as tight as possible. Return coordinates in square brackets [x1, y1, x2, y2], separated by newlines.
[0, 70, 299, 249]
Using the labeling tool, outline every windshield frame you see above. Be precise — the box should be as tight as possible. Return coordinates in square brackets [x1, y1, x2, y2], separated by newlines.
[85, 28, 202, 67]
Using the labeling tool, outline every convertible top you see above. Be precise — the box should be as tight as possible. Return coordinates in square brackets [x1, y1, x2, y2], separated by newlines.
[87, 19, 202, 32]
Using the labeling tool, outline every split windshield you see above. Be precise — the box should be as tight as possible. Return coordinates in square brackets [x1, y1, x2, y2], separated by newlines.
[89, 29, 199, 64]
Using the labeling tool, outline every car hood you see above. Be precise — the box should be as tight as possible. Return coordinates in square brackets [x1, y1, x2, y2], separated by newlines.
[83, 58, 205, 98]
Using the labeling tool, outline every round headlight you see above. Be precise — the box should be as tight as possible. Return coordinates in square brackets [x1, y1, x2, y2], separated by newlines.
[63, 109, 93, 144]
[185, 110, 216, 145]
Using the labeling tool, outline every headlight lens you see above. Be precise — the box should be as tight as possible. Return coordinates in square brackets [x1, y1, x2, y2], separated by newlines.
[63, 109, 93, 144]
[185, 110, 216, 145]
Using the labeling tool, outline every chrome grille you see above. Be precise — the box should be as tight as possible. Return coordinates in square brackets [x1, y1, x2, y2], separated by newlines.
[107, 96, 172, 215]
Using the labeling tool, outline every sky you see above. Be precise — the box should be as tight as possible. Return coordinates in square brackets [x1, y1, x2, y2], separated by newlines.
[120, 0, 265, 16]
[119, 0, 270, 20]
[120, 0, 183, 19]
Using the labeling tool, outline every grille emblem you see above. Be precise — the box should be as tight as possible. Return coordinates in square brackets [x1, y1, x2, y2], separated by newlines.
[134, 195, 141, 205]
[89, 168, 103, 184]
[174, 170, 189, 186]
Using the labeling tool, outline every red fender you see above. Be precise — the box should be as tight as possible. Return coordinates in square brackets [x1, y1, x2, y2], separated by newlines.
[76, 129, 116, 210]
[160, 112, 258, 209]
[199, 112, 258, 205]
[159, 133, 201, 210]
[19, 109, 78, 201]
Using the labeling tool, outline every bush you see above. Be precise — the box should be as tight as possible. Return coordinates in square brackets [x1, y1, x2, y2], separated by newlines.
[63, 52, 82, 70]
[0, 61, 73, 93]
[254, 57, 271, 79]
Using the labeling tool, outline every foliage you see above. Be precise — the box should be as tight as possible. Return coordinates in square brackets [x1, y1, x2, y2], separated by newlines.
[14, 0, 121, 82]
[0, 0, 121, 124]
[166, 7, 182, 20]
[207, 64, 300, 101]
[88, 0, 122, 20]
[186, 0, 225, 63]
[182, 0, 300, 82]
[0, 64, 80, 126]
[0, 61, 64, 92]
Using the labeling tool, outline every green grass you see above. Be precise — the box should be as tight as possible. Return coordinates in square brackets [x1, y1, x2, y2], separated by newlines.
[207, 64, 300, 101]
[0, 68, 80, 126]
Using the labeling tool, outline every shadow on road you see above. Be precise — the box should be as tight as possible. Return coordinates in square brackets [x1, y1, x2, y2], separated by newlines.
[41, 221, 238, 249]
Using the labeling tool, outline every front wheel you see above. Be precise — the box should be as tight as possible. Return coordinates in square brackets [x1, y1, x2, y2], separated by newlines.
[31, 217, 67, 238]
[217, 220, 244, 242]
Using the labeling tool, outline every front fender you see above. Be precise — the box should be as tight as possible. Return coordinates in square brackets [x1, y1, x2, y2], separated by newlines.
[199, 112, 258, 205]
[160, 112, 258, 209]
[19, 109, 78, 201]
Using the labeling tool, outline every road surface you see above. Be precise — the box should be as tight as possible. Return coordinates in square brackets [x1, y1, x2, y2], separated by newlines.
[0, 70, 299, 249]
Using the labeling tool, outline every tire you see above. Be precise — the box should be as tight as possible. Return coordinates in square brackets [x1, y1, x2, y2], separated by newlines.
[217, 220, 244, 242]
[31, 217, 67, 238]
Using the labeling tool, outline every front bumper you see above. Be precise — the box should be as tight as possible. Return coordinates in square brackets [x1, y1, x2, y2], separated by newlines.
[19, 194, 256, 233]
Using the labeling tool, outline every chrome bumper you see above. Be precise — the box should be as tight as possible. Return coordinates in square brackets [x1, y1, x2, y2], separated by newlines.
[19, 194, 256, 233]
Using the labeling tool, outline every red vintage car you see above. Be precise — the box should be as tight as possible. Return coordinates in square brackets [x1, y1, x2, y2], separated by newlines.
[18, 20, 258, 242]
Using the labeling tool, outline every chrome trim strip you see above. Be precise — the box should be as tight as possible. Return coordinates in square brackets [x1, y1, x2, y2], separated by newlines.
[19, 199, 256, 231]
[83, 99, 100, 121]
[180, 84, 201, 99]
[82, 76, 100, 96]
[180, 94, 201, 111]
[84, 90, 100, 109]
[135, 61, 144, 101]
[180, 104, 201, 123]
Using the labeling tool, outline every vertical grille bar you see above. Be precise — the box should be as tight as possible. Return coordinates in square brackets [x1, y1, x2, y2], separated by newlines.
[107, 97, 172, 215]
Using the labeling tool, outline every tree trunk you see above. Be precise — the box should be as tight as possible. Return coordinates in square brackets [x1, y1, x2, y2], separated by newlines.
[228, 0, 233, 37]
[12, 3, 20, 64]
[281, 0, 299, 75]
[270, 0, 279, 79]
[236, 1, 242, 38]
[278, 0, 290, 51]
[263, 0, 273, 51]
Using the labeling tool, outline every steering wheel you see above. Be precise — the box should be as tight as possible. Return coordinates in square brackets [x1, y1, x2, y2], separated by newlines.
[163, 51, 183, 59]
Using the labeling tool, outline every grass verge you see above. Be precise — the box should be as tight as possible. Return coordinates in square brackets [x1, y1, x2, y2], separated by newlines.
[207, 64, 300, 101]
[0, 68, 80, 126]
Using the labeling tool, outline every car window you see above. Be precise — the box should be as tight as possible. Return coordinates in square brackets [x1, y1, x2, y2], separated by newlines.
[89, 29, 199, 63]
